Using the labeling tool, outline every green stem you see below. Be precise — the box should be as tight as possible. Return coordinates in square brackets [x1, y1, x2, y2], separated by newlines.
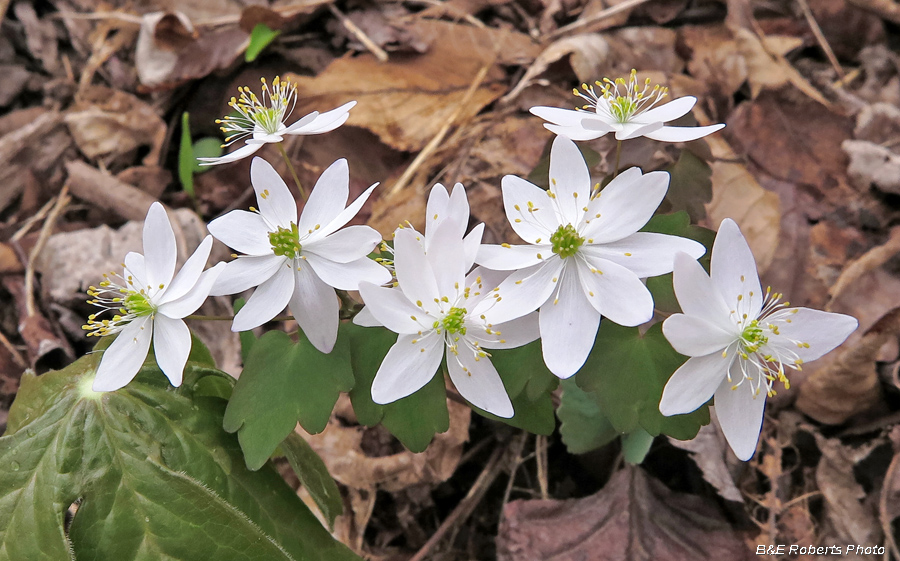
[277, 143, 307, 201]
[612, 139, 622, 179]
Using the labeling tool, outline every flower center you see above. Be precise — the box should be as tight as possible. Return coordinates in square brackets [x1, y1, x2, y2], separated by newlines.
[574, 69, 668, 124]
[217, 76, 298, 142]
[83, 272, 158, 338]
[441, 307, 467, 335]
[268, 223, 302, 259]
[740, 320, 768, 353]
[550, 224, 584, 258]
[124, 291, 156, 317]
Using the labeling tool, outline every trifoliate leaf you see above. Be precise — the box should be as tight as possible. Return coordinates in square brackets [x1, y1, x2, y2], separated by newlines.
[223, 330, 354, 470]
[245, 23, 281, 62]
[575, 321, 709, 440]
[0, 356, 360, 561]
[557, 378, 618, 454]
[345, 323, 449, 452]
[281, 433, 343, 529]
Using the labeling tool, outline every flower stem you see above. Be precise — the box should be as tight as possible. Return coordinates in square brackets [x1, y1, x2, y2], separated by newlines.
[612, 139, 622, 178]
[277, 143, 307, 201]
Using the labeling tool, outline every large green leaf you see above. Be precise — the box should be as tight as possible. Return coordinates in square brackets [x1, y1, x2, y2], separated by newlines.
[281, 433, 343, 530]
[0, 355, 360, 561]
[575, 321, 709, 440]
[557, 378, 618, 454]
[223, 329, 354, 470]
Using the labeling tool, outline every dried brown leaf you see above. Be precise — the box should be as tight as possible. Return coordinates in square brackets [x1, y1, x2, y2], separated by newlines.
[681, 24, 748, 98]
[668, 420, 743, 502]
[503, 34, 609, 103]
[497, 466, 753, 561]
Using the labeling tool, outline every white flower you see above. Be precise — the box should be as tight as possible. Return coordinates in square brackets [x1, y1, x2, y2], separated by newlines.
[356, 221, 540, 418]
[86, 202, 224, 392]
[476, 136, 706, 379]
[658, 219, 858, 460]
[208, 157, 390, 352]
[198, 76, 356, 166]
[530, 70, 724, 142]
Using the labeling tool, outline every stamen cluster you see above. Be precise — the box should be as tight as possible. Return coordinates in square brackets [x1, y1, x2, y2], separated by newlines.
[573, 69, 668, 123]
[217, 76, 298, 145]
[82, 271, 157, 337]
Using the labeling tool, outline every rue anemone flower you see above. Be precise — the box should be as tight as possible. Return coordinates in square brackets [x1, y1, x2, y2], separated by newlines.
[198, 76, 356, 166]
[476, 136, 706, 378]
[658, 219, 858, 460]
[208, 157, 390, 352]
[530, 69, 724, 142]
[85, 202, 224, 392]
[356, 221, 540, 418]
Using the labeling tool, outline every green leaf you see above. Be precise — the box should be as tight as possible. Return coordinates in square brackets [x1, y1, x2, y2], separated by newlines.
[178, 112, 195, 197]
[663, 150, 712, 222]
[192, 138, 223, 172]
[0, 356, 360, 561]
[281, 433, 342, 529]
[470, 389, 555, 435]
[188, 331, 217, 368]
[345, 323, 449, 452]
[223, 330, 355, 470]
[245, 23, 281, 62]
[489, 341, 558, 402]
[621, 427, 654, 465]
[557, 378, 618, 454]
[641, 211, 715, 313]
[575, 321, 709, 440]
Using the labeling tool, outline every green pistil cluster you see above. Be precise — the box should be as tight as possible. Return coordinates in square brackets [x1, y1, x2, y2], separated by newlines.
[740, 320, 768, 353]
[441, 307, 467, 335]
[609, 96, 637, 122]
[252, 107, 281, 133]
[551, 224, 584, 258]
[269, 223, 302, 259]
[124, 291, 155, 316]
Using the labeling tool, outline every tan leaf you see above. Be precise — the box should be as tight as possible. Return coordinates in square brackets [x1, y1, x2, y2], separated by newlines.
[503, 34, 610, 103]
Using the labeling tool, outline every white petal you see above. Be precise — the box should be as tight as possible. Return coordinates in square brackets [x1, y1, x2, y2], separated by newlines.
[92, 317, 152, 392]
[501, 175, 556, 244]
[476, 244, 546, 271]
[710, 218, 763, 320]
[123, 252, 147, 289]
[447, 350, 514, 418]
[658, 352, 729, 416]
[636, 96, 696, 124]
[209, 254, 285, 296]
[251, 157, 297, 227]
[158, 262, 225, 319]
[424, 183, 450, 240]
[714, 369, 766, 461]
[352, 305, 382, 327]
[662, 314, 737, 357]
[231, 263, 294, 331]
[766, 308, 857, 362]
[394, 228, 441, 314]
[529, 106, 586, 127]
[539, 266, 601, 378]
[463, 223, 484, 271]
[285, 101, 355, 135]
[207, 210, 272, 256]
[424, 183, 469, 242]
[371, 334, 444, 404]
[305, 225, 382, 263]
[426, 217, 466, 299]
[548, 136, 591, 225]
[298, 158, 349, 237]
[473, 312, 540, 349]
[320, 183, 379, 238]
[290, 265, 340, 353]
[143, 202, 177, 290]
[159, 236, 213, 304]
[643, 124, 725, 143]
[576, 256, 654, 327]
[488, 260, 563, 324]
[579, 232, 706, 278]
[544, 123, 606, 141]
[197, 142, 262, 166]
[579, 170, 669, 243]
[280, 110, 319, 133]
[152, 315, 191, 387]
[671, 252, 735, 332]
[305, 254, 391, 290]
[357, 282, 426, 334]
[615, 121, 663, 140]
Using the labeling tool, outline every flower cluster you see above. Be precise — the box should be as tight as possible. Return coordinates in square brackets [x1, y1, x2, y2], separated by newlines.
[85, 72, 856, 461]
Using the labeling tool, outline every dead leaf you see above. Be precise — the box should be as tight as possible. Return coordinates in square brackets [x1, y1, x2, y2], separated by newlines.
[503, 34, 610, 103]
[0, 65, 31, 107]
[287, 20, 539, 152]
[13, 3, 59, 75]
[0, 243, 21, 274]
[681, 25, 748, 98]
[66, 161, 162, 222]
[496, 466, 754, 561]
[605, 27, 683, 76]
[668, 418, 743, 503]
[64, 86, 166, 165]
[843, 140, 900, 195]
[829, 226, 900, 305]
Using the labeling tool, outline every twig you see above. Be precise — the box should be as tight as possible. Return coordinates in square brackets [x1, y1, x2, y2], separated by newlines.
[501, 432, 531, 508]
[795, 0, 845, 79]
[410, 444, 507, 561]
[546, 0, 652, 41]
[536, 435, 549, 499]
[0, 329, 27, 369]
[24, 185, 70, 318]
[404, 0, 487, 28]
[388, 59, 493, 196]
[10, 197, 56, 243]
[328, 4, 389, 62]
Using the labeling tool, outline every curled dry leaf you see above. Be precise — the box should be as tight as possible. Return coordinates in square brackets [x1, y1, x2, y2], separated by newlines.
[497, 466, 754, 561]
[668, 414, 743, 502]
[680, 24, 748, 98]
[829, 226, 900, 306]
[843, 140, 900, 195]
[503, 34, 610, 103]
[64, 86, 166, 165]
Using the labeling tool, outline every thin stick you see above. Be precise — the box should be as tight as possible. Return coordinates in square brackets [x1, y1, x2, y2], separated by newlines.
[0, 329, 27, 369]
[328, 4, 389, 62]
[277, 143, 308, 201]
[25, 185, 71, 318]
[389, 60, 493, 196]
[795, 0, 845, 79]
[10, 197, 56, 243]
[546, 0, 652, 41]
[501, 432, 532, 508]
[409, 445, 507, 561]
[535, 435, 549, 499]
